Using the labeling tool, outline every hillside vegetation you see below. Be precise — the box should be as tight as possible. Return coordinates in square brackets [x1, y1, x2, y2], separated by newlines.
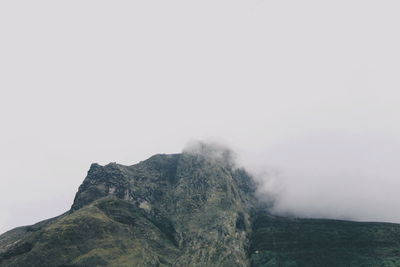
[1, 147, 400, 266]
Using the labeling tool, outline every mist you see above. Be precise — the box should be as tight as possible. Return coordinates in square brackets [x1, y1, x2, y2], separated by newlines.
[239, 133, 400, 223]
[183, 136, 400, 223]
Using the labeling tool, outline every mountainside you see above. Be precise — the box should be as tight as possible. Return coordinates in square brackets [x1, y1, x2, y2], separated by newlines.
[1, 147, 400, 267]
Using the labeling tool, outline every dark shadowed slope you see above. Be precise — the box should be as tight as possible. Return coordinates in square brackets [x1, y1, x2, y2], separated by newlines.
[1, 150, 400, 267]
[250, 213, 400, 266]
[0, 151, 256, 267]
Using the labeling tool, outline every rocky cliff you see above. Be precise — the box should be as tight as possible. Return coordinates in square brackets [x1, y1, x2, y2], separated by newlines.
[1, 146, 400, 266]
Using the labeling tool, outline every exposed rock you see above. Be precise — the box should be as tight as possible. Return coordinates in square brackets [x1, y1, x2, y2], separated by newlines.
[1, 148, 400, 266]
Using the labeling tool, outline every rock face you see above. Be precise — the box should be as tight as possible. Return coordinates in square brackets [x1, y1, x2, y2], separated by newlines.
[1, 147, 400, 267]
[0, 148, 257, 267]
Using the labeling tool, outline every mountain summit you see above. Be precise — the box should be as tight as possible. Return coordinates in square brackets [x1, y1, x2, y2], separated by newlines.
[1, 146, 400, 266]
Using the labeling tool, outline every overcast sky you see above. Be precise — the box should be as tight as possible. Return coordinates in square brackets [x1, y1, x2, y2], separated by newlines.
[1, 0, 400, 234]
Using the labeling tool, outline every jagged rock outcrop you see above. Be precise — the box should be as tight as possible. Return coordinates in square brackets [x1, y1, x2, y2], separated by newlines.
[0, 148, 257, 267]
[2, 146, 400, 267]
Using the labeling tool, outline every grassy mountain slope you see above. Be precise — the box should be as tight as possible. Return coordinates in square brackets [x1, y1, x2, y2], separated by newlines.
[1, 149, 256, 266]
[250, 213, 400, 267]
[1, 147, 400, 266]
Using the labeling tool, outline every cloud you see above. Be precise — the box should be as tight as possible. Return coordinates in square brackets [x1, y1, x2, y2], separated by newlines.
[239, 133, 400, 223]
[183, 139, 237, 167]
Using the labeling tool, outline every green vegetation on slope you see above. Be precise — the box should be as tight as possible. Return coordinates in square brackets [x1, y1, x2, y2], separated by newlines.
[1, 197, 180, 267]
[250, 213, 400, 267]
[1, 149, 400, 267]
[1, 151, 256, 266]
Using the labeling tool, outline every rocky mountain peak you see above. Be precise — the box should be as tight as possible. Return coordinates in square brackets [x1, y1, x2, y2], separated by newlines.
[67, 150, 256, 266]
[2, 147, 400, 267]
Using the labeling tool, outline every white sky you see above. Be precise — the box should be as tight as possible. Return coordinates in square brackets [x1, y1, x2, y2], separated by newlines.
[1, 0, 400, 234]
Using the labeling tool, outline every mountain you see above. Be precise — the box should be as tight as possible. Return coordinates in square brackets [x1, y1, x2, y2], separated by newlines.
[1, 146, 400, 266]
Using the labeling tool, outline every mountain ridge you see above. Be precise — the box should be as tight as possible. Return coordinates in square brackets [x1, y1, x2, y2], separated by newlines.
[1, 148, 400, 266]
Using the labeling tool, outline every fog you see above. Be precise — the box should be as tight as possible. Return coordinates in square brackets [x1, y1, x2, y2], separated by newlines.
[183, 136, 400, 224]
[238, 133, 400, 223]
[1, 0, 400, 234]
